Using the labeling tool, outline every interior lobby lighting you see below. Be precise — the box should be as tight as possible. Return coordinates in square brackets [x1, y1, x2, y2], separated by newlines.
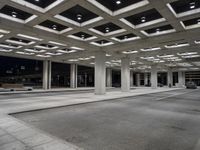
[17, 34, 43, 41]
[16, 51, 34, 55]
[156, 28, 160, 33]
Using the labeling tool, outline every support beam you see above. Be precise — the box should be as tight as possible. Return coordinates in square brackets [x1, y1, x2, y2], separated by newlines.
[121, 57, 130, 92]
[43, 60, 51, 90]
[106, 68, 112, 87]
[151, 65, 158, 89]
[95, 51, 106, 95]
[70, 64, 77, 88]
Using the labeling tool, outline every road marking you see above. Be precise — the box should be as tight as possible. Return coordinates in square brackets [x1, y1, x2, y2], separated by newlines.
[156, 89, 199, 101]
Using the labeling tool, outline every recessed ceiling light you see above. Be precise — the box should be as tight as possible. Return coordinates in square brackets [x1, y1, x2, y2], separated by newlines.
[116, 0, 121, 5]
[11, 11, 17, 18]
[105, 27, 110, 33]
[81, 34, 85, 39]
[156, 28, 160, 33]
[197, 19, 200, 24]
[190, 2, 195, 9]
[77, 14, 82, 21]
[52, 25, 57, 30]
[35, 0, 40, 2]
[141, 17, 146, 23]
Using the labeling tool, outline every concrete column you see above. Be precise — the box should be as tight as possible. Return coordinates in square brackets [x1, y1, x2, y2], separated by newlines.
[95, 51, 106, 95]
[136, 73, 140, 86]
[167, 69, 173, 87]
[144, 73, 148, 86]
[43, 60, 51, 90]
[48, 61, 51, 89]
[151, 66, 158, 89]
[121, 57, 130, 92]
[182, 72, 185, 86]
[70, 64, 77, 88]
[130, 71, 134, 87]
[178, 71, 185, 87]
[106, 68, 112, 87]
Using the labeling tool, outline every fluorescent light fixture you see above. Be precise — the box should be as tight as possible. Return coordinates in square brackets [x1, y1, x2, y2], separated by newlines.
[5, 39, 35, 46]
[141, 29, 176, 37]
[177, 63, 193, 67]
[89, 28, 126, 36]
[0, 35, 4, 38]
[111, 36, 140, 42]
[34, 25, 72, 34]
[90, 41, 114, 47]
[17, 34, 43, 41]
[24, 48, 46, 53]
[0, 29, 10, 34]
[157, 54, 174, 58]
[57, 49, 76, 54]
[195, 40, 200, 44]
[0, 48, 13, 52]
[177, 52, 198, 56]
[141, 47, 161, 52]
[70, 46, 84, 51]
[68, 35, 97, 41]
[16, 51, 34, 55]
[45, 52, 63, 56]
[0, 43, 22, 49]
[122, 50, 138, 54]
[182, 55, 200, 58]
[165, 43, 189, 48]
[68, 59, 79, 62]
[34, 45, 58, 50]
[106, 54, 111, 57]
[48, 41, 67, 46]
[78, 57, 91, 60]
[36, 54, 51, 58]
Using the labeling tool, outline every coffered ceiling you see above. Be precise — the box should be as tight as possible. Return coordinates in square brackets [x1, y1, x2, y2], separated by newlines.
[0, 0, 200, 71]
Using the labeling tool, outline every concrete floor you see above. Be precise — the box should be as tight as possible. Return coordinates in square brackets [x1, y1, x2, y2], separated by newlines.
[13, 89, 200, 150]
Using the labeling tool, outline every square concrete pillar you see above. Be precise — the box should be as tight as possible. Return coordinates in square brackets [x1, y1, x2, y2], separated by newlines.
[167, 69, 173, 87]
[43, 60, 51, 90]
[130, 71, 134, 87]
[136, 73, 140, 87]
[70, 64, 77, 88]
[144, 73, 148, 86]
[121, 57, 130, 92]
[151, 66, 158, 89]
[106, 68, 112, 87]
[178, 71, 185, 87]
[95, 51, 106, 95]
